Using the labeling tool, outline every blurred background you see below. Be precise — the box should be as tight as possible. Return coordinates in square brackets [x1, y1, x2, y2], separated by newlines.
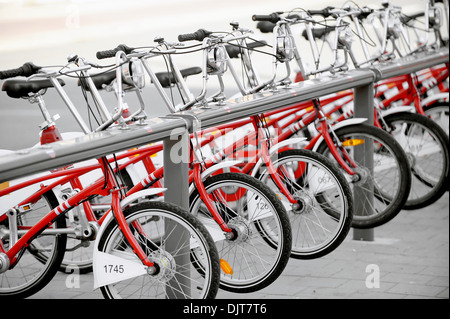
[0, 0, 434, 149]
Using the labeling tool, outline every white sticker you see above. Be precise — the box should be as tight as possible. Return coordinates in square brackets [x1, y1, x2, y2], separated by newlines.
[247, 191, 273, 221]
[93, 251, 147, 290]
[307, 167, 336, 193]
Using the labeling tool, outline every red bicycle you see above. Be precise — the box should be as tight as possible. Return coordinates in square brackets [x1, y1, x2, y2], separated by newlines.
[0, 62, 222, 299]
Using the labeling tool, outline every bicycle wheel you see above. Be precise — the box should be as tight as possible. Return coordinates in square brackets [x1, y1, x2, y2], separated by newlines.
[382, 112, 449, 209]
[0, 191, 67, 298]
[56, 169, 134, 275]
[189, 172, 291, 293]
[424, 102, 449, 136]
[255, 149, 353, 259]
[98, 201, 220, 299]
[316, 123, 412, 228]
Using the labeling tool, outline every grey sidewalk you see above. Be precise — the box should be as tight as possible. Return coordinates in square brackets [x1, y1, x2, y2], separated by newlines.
[29, 191, 449, 300]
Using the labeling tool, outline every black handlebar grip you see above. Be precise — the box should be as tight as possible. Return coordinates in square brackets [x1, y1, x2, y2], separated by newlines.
[252, 13, 280, 23]
[96, 44, 135, 59]
[178, 29, 212, 42]
[115, 44, 135, 54]
[359, 8, 374, 19]
[307, 7, 334, 17]
[96, 49, 118, 60]
[0, 62, 41, 80]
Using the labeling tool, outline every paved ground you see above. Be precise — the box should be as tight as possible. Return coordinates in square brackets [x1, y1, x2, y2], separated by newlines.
[29, 191, 449, 300]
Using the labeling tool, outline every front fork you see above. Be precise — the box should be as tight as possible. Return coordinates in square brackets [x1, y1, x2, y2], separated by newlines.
[319, 117, 359, 177]
[259, 139, 298, 204]
[192, 162, 233, 234]
[101, 159, 155, 269]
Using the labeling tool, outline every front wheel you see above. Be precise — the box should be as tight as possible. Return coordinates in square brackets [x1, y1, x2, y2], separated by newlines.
[98, 201, 220, 299]
[255, 149, 353, 259]
[382, 112, 449, 209]
[189, 173, 292, 293]
[424, 102, 449, 137]
[0, 191, 67, 298]
[316, 123, 412, 229]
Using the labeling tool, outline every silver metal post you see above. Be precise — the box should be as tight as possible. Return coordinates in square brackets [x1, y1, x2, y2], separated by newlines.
[353, 83, 375, 241]
[163, 128, 191, 298]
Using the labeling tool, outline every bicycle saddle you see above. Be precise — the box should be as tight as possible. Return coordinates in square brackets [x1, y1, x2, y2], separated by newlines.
[80, 66, 201, 90]
[78, 70, 116, 90]
[152, 67, 202, 88]
[225, 41, 268, 59]
[301, 26, 336, 40]
[400, 12, 425, 25]
[1, 78, 65, 99]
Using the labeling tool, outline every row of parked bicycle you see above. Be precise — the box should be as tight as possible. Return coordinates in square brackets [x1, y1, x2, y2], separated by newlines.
[0, 0, 448, 299]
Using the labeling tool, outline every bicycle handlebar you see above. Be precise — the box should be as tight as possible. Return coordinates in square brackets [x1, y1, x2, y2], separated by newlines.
[177, 29, 213, 42]
[96, 44, 135, 59]
[358, 8, 374, 19]
[0, 62, 42, 80]
[307, 7, 335, 17]
[252, 13, 280, 23]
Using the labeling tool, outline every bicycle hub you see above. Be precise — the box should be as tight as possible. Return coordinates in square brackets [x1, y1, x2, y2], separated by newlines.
[148, 250, 176, 282]
[227, 217, 251, 243]
[0, 252, 9, 274]
[292, 193, 314, 214]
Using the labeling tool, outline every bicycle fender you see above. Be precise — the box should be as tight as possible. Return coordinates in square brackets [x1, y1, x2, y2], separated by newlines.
[94, 188, 168, 242]
[92, 188, 167, 290]
[311, 118, 367, 152]
[379, 106, 415, 117]
[421, 93, 449, 107]
[188, 160, 242, 194]
[250, 137, 308, 177]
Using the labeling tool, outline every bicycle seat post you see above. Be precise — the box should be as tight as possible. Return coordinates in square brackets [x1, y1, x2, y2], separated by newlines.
[27, 93, 56, 131]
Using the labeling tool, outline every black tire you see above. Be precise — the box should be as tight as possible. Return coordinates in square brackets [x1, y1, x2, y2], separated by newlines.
[382, 112, 449, 209]
[98, 201, 220, 299]
[423, 101, 449, 137]
[425, 101, 450, 191]
[255, 149, 353, 259]
[0, 191, 67, 298]
[189, 172, 292, 293]
[316, 123, 412, 228]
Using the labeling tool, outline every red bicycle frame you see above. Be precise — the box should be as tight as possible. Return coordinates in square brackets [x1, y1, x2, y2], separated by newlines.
[0, 155, 155, 269]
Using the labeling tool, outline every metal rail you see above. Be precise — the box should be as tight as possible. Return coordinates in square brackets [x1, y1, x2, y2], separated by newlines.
[0, 68, 376, 183]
